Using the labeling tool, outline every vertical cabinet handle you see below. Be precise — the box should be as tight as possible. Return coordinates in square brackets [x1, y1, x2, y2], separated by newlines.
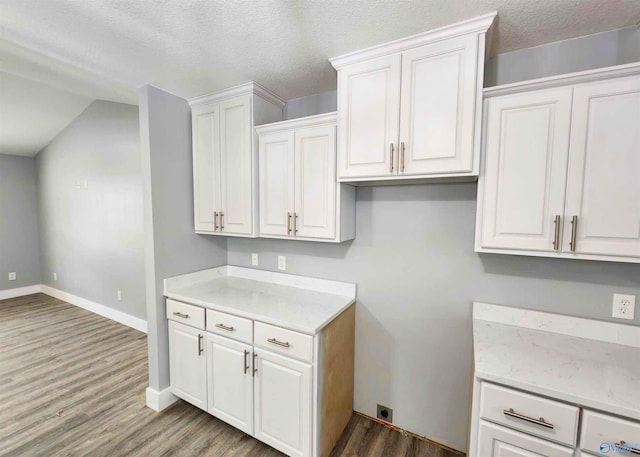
[569, 216, 578, 252]
[400, 142, 405, 172]
[243, 350, 250, 374]
[197, 334, 203, 355]
[220, 212, 224, 231]
[390, 143, 395, 173]
[252, 352, 258, 376]
[214, 211, 219, 231]
[287, 212, 292, 235]
[552, 215, 561, 251]
[294, 213, 298, 234]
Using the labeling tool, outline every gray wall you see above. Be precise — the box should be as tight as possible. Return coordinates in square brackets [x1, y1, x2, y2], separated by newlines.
[0, 154, 41, 290]
[228, 27, 640, 452]
[36, 101, 146, 318]
[284, 90, 337, 120]
[139, 85, 227, 392]
[485, 25, 640, 86]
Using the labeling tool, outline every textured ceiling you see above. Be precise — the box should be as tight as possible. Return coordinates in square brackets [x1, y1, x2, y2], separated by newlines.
[0, 71, 92, 156]
[1, 0, 639, 103]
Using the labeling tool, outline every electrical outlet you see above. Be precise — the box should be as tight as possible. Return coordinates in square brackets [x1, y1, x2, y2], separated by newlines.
[278, 256, 286, 271]
[117, 290, 122, 301]
[377, 404, 393, 423]
[251, 253, 259, 266]
[53, 272, 58, 281]
[612, 293, 635, 320]
[8, 272, 16, 281]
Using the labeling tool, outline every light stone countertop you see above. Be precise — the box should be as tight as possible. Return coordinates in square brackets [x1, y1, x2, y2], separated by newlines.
[473, 302, 640, 420]
[164, 266, 356, 335]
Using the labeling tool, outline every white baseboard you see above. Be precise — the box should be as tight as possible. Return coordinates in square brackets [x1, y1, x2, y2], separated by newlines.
[146, 386, 178, 411]
[41, 285, 147, 333]
[0, 284, 43, 301]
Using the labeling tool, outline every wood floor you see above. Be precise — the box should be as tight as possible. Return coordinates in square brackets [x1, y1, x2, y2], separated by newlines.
[0, 293, 461, 457]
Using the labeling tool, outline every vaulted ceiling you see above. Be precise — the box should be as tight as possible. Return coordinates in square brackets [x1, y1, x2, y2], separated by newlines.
[1, 0, 639, 106]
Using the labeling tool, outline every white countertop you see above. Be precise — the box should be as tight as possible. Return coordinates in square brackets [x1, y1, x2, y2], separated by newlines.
[473, 302, 640, 421]
[164, 266, 356, 335]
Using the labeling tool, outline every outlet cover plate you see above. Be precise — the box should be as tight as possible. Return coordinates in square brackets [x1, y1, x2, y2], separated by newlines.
[8, 272, 16, 281]
[278, 256, 286, 271]
[251, 253, 259, 266]
[612, 293, 635, 320]
[376, 404, 393, 423]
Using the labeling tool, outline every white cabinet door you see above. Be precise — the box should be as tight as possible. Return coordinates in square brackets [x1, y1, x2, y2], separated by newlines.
[206, 333, 253, 435]
[479, 88, 573, 251]
[219, 95, 253, 235]
[168, 320, 207, 410]
[259, 131, 295, 237]
[192, 106, 221, 233]
[294, 125, 337, 239]
[337, 54, 401, 179]
[477, 421, 575, 457]
[399, 34, 478, 175]
[254, 349, 312, 457]
[563, 77, 640, 258]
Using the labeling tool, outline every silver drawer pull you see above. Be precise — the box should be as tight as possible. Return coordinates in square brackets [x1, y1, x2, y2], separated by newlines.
[616, 442, 640, 455]
[172, 312, 190, 319]
[267, 338, 290, 348]
[503, 408, 554, 429]
[215, 323, 234, 332]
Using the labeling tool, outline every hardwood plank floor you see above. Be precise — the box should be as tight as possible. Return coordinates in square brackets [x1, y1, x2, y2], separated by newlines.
[0, 293, 461, 457]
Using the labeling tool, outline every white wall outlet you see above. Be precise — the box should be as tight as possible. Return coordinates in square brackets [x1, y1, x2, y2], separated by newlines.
[53, 272, 58, 281]
[8, 272, 16, 281]
[612, 293, 635, 320]
[117, 290, 123, 301]
[277, 256, 286, 271]
[251, 253, 259, 266]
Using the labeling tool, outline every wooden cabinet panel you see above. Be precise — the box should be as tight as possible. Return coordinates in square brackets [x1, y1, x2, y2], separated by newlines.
[192, 107, 220, 233]
[168, 321, 207, 410]
[477, 421, 575, 457]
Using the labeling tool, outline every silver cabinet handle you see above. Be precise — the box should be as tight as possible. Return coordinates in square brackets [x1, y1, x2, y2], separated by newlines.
[197, 334, 204, 355]
[172, 311, 189, 319]
[569, 215, 578, 252]
[215, 323, 234, 332]
[287, 212, 292, 235]
[389, 143, 395, 173]
[252, 352, 258, 376]
[616, 442, 640, 455]
[400, 141, 405, 172]
[294, 213, 298, 234]
[243, 350, 250, 374]
[214, 211, 219, 231]
[267, 338, 290, 348]
[552, 215, 561, 251]
[220, 212, 224, 231]
[503, 408, 554, 429]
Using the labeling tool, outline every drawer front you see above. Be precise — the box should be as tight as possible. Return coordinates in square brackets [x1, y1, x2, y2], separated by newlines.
[206, 309, 253, 344]
[581, 410, 640, 456]
[166, 299, 205, 330]
[477, 420, 575, 457]
[254, 322, 313, 363]
[480, 382, 579, 446]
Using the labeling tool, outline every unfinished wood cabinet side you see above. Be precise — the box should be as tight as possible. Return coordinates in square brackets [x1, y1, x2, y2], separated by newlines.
[320, 304, 356, 457]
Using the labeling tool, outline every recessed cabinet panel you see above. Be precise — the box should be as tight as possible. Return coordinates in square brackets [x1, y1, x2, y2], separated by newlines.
[480, 88, 573, 251]
[400, 34, 477, 175]
[254, 349, 312, 457]
[477, 421, 575, 457]
[168, 321, 207, 410]
[193, 109, 220, 233]
[295, 126, 337, 239]
[337, 54, 401, 179]
[206, 334, 253, 435]
[259, 131, 295, 237]
[219, 95, 253, 235]
[564, 77, 640, 257]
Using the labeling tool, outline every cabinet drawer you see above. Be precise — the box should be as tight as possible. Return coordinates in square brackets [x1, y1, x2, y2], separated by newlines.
[254, 322, 313, 363]
[477, 420, 575, 457]
[479, 383, 579, 446]
[206, 309, 253, 344]
[581, 410, 640, 456]
[166, 299, 205, 330]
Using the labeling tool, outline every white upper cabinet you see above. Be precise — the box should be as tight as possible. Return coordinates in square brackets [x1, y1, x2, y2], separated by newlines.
[331, 13, 496, 183]
[257, 113, 356, 243]
[477, 63, 640, 263]
[190, 82, 285, 237]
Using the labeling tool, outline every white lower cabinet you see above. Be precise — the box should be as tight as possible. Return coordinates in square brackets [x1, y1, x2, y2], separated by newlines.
[254, 349, 312, 457]
[478, 421, 575, 457]
[206, 333, 253, 435]
[168, 320, 207, 410]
